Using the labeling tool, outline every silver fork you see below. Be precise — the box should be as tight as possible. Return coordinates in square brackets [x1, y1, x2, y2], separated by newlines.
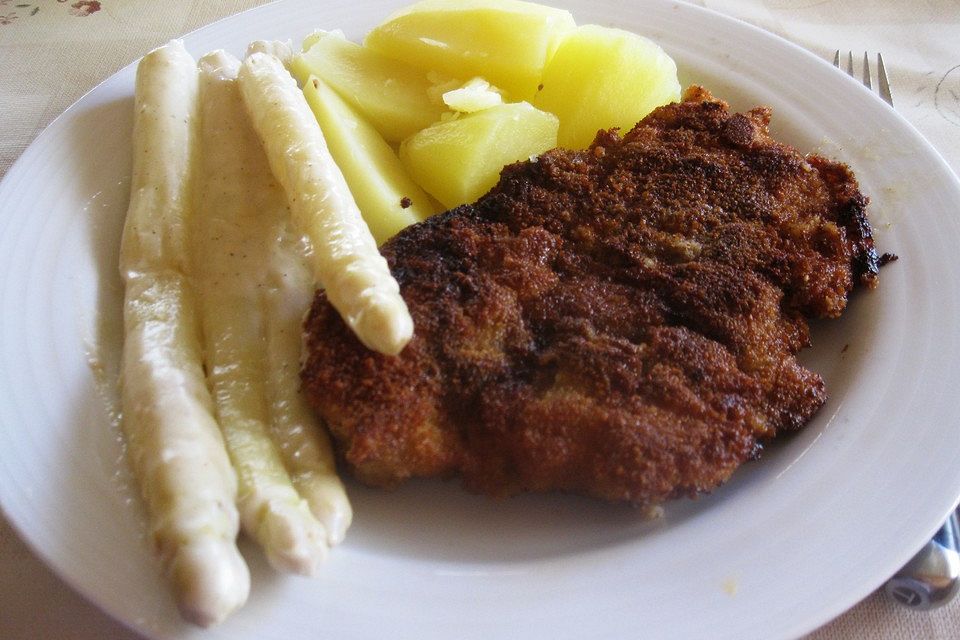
[832, 51, 894, 107]
[835, 49, 960, 609]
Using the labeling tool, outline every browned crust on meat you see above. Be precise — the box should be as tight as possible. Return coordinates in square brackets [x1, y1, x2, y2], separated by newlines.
[301, 86, 879, 505]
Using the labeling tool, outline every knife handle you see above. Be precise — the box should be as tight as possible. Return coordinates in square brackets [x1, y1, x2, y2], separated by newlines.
[885, 509, 960, 610]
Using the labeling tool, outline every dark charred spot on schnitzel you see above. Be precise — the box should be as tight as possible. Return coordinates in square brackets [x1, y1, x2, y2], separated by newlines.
[301, 86, 880, 505]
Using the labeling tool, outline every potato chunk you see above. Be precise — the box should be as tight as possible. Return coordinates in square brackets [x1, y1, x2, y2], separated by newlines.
[442, 77, 503, 113]
[399, 101, 558, 208]
[290, 32, 447, 142]
[533, 24, 680, 149]
[302, 75, 437, 244]
[364, 0, 575, 100]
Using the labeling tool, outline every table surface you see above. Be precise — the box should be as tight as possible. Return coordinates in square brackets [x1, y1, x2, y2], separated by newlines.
[1, 1, 959, 638]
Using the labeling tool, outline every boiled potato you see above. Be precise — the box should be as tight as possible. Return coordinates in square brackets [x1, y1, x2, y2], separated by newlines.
[400, 101, 558, 208]
[290, 31, 448, 142]
[364, 0, 575, 100]
[301, 30, 325, 52]
[442, 77, 503, 113]
[303, 75, 438, 244]
[533, 24, 680, 149]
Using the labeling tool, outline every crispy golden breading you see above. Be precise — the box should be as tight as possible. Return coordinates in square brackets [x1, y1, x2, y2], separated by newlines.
[301, 87, 879, 505]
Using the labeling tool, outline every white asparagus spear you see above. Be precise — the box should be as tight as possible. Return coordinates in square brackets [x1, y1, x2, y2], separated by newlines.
[237, 52, 414, 356]
[246, 39, 294, 66]
[119, 40, 249, 627]
[263, 228, 352, 545]
[194, 50, 327, 575]
[211, 47, 351, 546]
[240, 43, 353, 541]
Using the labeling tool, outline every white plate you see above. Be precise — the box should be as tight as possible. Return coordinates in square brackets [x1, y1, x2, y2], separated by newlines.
[2, 1, 960, 638]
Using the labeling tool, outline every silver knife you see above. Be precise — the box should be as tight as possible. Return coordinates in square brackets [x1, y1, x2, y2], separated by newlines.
[885, 508, 960, 609]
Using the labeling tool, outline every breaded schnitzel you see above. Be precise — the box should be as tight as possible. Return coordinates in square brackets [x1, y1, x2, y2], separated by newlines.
[301, 86, 879, 505]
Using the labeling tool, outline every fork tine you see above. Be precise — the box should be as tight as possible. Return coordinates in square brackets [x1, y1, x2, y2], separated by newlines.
[862, 52, 872, 90]
[833, 49, 894, 106]
[877, 53, 894, 107]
